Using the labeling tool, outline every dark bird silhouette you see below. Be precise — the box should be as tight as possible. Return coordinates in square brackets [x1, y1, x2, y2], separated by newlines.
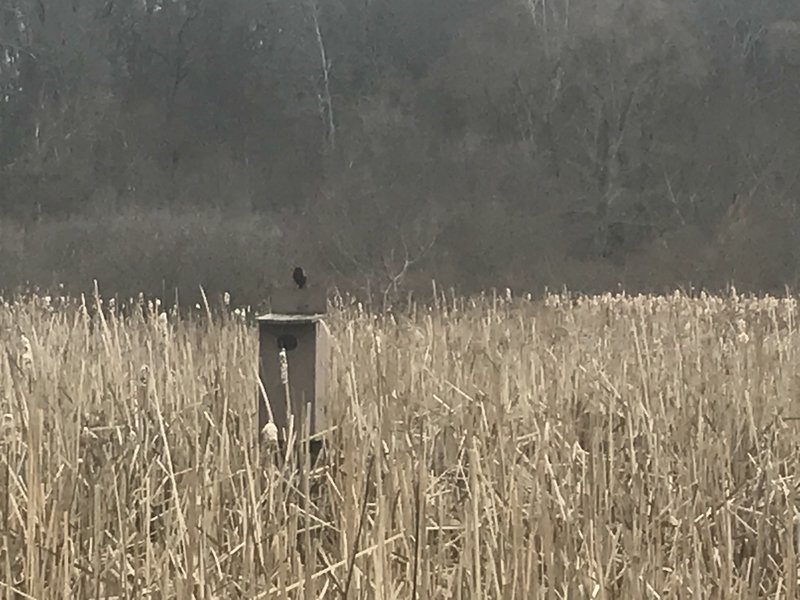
[293, 266, 307, 289]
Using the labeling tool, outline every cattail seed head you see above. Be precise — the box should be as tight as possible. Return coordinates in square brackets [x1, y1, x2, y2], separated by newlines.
[263, 421, 278, 443]
[279, 348, 289, 384]
[158, 312, 169, 337]
[20, 334, 33, 371]
[0, 414, 16, 444]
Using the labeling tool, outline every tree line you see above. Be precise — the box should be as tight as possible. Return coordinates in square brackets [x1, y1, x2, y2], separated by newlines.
[2, 0, 800, 300]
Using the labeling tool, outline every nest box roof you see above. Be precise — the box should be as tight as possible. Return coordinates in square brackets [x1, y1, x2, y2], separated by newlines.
[256, 312, 326, 324]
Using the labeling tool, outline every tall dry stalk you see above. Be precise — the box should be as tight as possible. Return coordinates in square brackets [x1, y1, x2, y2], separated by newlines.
[0, 289, 798, 596]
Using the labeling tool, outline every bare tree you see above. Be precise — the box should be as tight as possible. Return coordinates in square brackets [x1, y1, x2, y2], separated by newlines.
[309, 0, 335, 151]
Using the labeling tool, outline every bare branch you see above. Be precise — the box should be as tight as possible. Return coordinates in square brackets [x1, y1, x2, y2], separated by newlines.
[309, 0, 335, 151]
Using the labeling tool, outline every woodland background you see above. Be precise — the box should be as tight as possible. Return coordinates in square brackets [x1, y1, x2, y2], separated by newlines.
[2, 0, 800, 304]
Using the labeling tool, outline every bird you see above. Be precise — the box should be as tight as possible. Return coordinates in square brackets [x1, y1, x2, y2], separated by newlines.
[292, 266, 307, 289]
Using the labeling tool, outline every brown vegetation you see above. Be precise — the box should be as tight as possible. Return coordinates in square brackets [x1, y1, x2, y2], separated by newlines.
[1, 288, 799, 597]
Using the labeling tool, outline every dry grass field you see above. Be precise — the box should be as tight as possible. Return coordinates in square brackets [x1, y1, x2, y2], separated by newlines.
[1, 288, 800, 598]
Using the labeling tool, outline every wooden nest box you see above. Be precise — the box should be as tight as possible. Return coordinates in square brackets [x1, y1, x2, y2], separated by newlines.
[257, 283, 329, 442]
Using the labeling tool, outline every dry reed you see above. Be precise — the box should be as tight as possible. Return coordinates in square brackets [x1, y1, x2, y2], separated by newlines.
[0, 288, 798, 598]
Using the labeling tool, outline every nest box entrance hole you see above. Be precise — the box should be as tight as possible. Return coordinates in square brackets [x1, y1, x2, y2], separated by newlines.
[277, 334, 298, 351]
